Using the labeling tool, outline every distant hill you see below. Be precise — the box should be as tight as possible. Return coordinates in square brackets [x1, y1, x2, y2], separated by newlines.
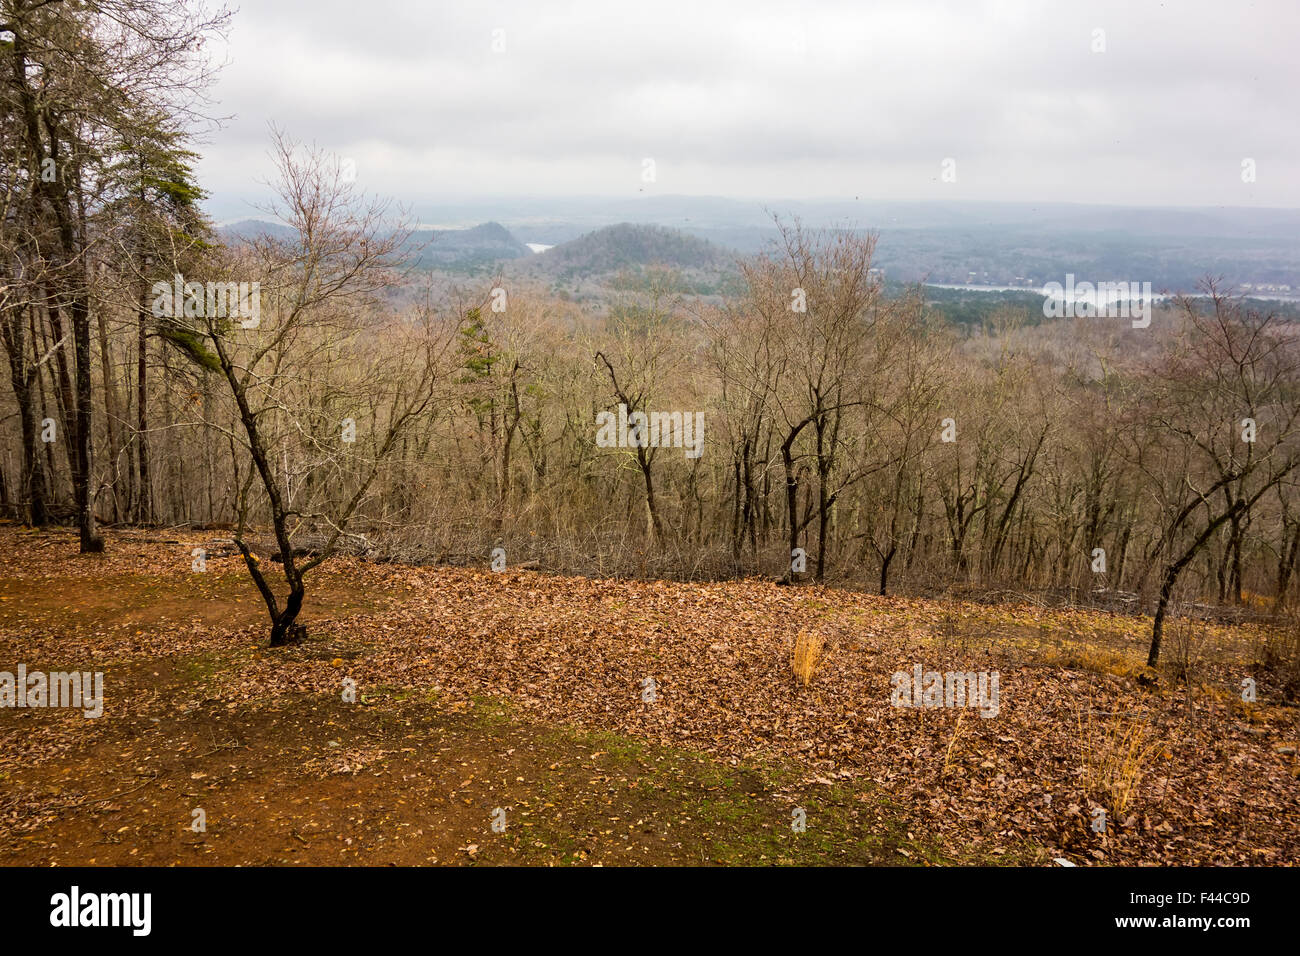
[411, 221, 531, 268]
[217, 219, 298, 243]
[527, 223, 733, 275]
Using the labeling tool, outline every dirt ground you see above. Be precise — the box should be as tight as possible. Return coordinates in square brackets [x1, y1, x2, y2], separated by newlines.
[1, 526, 1297, 866]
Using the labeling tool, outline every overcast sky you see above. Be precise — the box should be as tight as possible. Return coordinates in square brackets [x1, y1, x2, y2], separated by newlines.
[196, 0, 1300, 216]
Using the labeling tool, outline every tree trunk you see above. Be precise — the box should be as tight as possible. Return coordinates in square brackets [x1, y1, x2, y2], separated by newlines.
[71, 292, 103, 551]
[136, 274, 152, 523]
[879, 544, 896, 596]
[9, 30, 101, 551]
[782, 435, 800, 580]
[815, 417, 829, 582]
[1, 305, 49, 525]
[1148, 507, 1240, 668]
[270, 587, 306, 647]
[635, 446, 664, 546]
[1276, 520, 1300, 609]
[96, 304, 124, 521]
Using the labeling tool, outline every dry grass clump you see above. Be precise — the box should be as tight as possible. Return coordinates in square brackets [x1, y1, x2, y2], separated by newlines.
[792, 629, 825, 688]
[1075, 703, 1167, 816]
[942, 711, 967, 775]
[1047, 643, 1143, 679]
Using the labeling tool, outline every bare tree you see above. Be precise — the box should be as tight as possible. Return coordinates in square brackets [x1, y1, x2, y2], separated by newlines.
[176, 132, 448, 645]
[1139, 288, 1300, 667]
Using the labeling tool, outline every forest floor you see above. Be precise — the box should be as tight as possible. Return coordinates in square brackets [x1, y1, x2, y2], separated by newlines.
[1, 525, 1297, 866]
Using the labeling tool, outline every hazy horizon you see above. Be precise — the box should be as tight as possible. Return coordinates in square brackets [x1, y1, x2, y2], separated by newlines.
[205, 193, 1300, 237]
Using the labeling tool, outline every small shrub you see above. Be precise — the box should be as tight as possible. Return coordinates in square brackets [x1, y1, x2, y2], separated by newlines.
[1165, 612, 1204, 685]
[935, 594, 969, 655]
[1260, 611, 1300, 702]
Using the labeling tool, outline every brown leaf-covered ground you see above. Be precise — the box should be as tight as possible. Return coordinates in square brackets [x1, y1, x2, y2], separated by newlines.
[1, 525, 1297, 865]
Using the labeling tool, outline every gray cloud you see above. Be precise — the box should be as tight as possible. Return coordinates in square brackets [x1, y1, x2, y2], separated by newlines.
[196, 0, 1300, 215]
